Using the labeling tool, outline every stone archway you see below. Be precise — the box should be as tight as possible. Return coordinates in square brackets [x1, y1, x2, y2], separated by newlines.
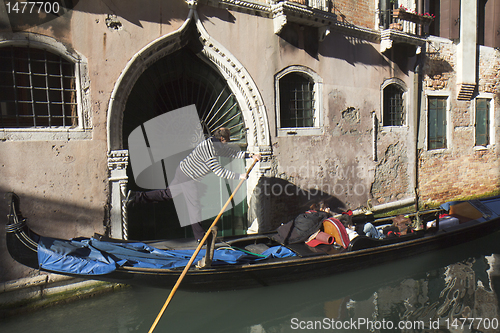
[106, 9, 270, 239]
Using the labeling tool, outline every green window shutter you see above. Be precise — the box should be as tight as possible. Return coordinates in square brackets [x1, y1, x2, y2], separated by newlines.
[428, 97, 447, 150]
[475, 99, 490, 147]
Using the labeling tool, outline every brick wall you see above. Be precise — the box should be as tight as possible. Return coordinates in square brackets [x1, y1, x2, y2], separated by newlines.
[419, 41, 500, 204]
[419, 142, 500, 204]
[332, 0, 375, 29]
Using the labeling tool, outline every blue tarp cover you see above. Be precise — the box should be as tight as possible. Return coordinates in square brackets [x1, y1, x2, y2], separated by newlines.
[37, 237, 296, 276]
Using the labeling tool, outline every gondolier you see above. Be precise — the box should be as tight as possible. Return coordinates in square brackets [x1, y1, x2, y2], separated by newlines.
[125, 127, 261, 240]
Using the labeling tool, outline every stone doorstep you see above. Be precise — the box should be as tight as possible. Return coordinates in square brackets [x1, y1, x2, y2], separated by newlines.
[0, 273, 125, 318]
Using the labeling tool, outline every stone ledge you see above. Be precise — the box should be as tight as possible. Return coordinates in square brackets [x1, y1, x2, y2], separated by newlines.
[197, 0, 380, 42]
[0, 273, 126, 318]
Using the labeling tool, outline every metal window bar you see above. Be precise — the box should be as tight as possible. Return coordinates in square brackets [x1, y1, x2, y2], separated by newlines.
[280, 74, 315, 128]
[59, 53, 65, 126]
[44, 50, 52, 127]
[11, 47, 20, 127]
[27, 47, 36, 126]
[0, 46, 77, 128]
[384, 84, 404, 126]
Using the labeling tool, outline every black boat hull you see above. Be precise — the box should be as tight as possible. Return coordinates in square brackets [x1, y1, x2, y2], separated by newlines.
[6, 193, 500, 291]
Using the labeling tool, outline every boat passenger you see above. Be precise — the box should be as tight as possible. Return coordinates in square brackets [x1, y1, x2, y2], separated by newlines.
[317, 202, 385, 241]
[340, 210, 385, 240]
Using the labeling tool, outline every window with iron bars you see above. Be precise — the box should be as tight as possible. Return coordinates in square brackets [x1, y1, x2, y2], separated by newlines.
[0, 46, 78, 128]
[279, 73, 315, 128]
[383, 83, 405, 126]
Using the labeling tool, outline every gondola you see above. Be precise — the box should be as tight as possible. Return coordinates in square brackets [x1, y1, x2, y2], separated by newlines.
[5, 192, 500, 291]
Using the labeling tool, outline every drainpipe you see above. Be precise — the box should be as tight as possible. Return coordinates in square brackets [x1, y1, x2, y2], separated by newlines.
[368, 197, 416, 213]
[372, 112, 378, 162]
[413, 48, 425, 214]
[335, 197, 416, 218]
[417, 0, 424, 35]
[414, 57, 420, 213]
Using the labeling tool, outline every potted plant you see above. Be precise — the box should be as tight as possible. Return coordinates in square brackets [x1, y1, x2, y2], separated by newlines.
[393, 5, 434, 25]
[389, 22, 403, 31]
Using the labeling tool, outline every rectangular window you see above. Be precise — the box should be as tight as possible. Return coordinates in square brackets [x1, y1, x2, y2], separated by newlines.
[279, 73, 315, 128]
[428, 96, 447, 150]
[475, 98, 490, 147]
[0, 46, 78, 128]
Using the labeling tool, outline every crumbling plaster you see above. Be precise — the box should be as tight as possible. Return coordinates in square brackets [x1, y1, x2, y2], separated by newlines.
[1, 0, 423, 280]
[201, 6, 417, 210]
[0, 0, 192, 280]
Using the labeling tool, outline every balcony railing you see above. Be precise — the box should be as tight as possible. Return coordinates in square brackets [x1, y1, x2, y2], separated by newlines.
[285, 0, 331, 11]
[379, 8, 434, 37]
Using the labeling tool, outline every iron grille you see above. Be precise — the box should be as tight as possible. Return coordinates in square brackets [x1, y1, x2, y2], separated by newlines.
[122, 49, 245, 144]
[279, 73, 315, 128]
[383, 84, 404, 126]
[0, 46, 78, 128]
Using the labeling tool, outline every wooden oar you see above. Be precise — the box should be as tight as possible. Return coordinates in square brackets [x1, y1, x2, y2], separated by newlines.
[147, 158, 259, 333]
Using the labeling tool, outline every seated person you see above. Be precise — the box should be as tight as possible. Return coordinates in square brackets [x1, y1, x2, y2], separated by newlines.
[274, 202, 331, 245]
[318, 203, 385, 249]
[340, 210, 385, 240]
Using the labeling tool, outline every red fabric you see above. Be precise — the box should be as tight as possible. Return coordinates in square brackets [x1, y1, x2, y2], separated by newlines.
[323, 217, 350, 249]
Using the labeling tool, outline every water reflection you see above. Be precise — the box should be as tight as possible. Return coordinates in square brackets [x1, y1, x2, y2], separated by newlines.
[332, 255, 500, 333]
[1, 232, 499, 333]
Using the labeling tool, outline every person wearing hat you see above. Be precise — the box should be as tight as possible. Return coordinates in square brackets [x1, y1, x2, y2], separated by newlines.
[125, 127, 261, 241]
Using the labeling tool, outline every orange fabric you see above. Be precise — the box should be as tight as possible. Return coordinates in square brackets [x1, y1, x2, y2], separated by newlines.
[323, 218, 350, 249]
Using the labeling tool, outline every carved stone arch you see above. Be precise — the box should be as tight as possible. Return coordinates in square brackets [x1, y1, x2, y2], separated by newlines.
[381, 77, 407, 91]
[193, 11, 270, 152]
[106, 9, 270, 238]
[107, 16, 196, 152]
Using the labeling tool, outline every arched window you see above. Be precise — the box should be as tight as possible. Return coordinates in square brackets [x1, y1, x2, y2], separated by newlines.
[0, 46, 77, 128]
[276, 66, 323, 136]
[382, 81, 406, 126]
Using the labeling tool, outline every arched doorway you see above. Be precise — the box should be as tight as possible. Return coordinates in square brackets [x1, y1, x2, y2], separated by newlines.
[123, 47, 247, 240]
[106, 12, 271, 240]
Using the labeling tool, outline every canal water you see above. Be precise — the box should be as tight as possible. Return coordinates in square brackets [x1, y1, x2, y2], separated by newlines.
[1, 232, 500, 333]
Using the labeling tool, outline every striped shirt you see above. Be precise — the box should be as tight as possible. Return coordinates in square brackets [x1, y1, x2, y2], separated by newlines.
[179, 138, 247, 180]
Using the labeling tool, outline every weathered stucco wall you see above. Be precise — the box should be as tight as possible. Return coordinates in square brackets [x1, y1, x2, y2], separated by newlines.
[0, 0, 191, 281]
[199, 5, 417, 229]
[4, 1, 497, 283]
